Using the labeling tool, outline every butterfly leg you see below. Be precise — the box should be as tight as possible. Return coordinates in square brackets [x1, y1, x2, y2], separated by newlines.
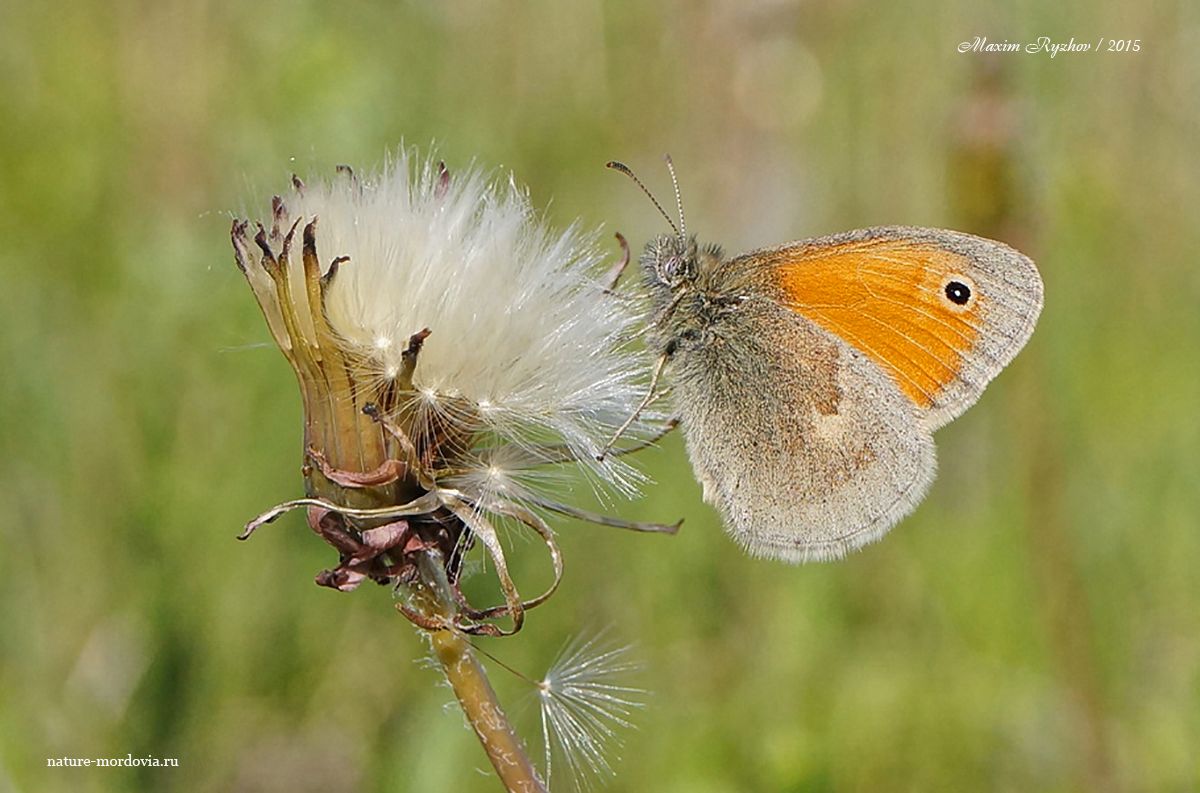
[530, 496, 682, 534]
[612, 415, 679, 455]
[597, 352, 669, 461]
[495, 416, 679, 468]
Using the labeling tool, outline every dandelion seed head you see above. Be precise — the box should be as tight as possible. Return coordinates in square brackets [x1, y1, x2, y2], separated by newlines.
[235, 149, 667, 636]
[263, 149, 650, 503]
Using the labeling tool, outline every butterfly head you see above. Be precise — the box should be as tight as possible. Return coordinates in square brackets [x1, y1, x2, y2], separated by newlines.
[608, 156, 707, 293]
[642, 233, 699, 290]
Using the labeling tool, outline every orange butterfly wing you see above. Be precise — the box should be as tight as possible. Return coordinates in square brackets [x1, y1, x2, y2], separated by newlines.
[746, 226, 1043, 428]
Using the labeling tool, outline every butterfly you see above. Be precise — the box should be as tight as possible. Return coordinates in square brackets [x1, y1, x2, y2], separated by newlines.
[608, 159, 1043, 562]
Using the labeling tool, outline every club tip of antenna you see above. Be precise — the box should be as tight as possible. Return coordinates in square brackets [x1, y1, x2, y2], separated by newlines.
[606, 158, 681, 237]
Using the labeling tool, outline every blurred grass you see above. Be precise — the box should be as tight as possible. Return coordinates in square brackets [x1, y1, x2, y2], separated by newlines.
[2, 1, 1198, 791]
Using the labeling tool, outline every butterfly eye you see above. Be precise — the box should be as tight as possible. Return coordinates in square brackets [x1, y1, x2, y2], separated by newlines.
[655, 244, 695, 287]
[660, 255, 683, 283]
[943, 277, 974, 307]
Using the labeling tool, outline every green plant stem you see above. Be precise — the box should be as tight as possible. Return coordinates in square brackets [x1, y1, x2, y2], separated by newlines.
[414, 554, 547, 793]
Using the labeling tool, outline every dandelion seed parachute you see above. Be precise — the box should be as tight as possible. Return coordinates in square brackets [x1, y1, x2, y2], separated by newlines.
[536, 630, 645, 791]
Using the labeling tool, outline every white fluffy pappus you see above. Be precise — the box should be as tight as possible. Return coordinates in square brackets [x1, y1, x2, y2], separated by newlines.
[275, 150, 652, 501]
[536, 630, 645, 791]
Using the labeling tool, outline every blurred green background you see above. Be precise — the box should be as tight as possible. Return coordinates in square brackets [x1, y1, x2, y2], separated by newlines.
[2, 1, 1198, 791]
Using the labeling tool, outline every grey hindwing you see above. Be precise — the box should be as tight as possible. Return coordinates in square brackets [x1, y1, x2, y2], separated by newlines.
[668, 296, 937, 562]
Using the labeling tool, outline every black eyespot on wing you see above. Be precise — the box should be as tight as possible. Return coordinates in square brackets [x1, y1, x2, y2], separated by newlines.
[944, 280, 972, 305]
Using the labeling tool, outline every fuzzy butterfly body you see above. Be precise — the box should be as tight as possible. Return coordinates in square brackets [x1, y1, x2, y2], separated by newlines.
[640, 225, 1043, 562]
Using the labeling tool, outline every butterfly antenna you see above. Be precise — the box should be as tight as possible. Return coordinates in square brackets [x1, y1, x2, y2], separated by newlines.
[663, 154, 686, 241]
[606, 161, 679, 237]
